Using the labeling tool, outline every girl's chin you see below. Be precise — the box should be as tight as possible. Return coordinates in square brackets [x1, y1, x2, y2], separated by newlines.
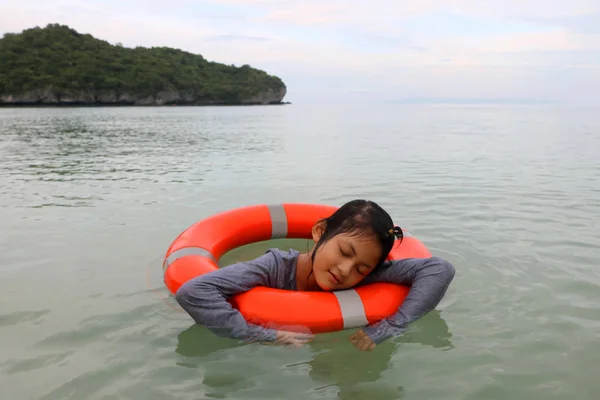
[314, 275, 335, 291]
[315, 272, 344, 292]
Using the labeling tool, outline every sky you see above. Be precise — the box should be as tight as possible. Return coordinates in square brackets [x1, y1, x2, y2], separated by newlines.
[1, 0, 599, 104]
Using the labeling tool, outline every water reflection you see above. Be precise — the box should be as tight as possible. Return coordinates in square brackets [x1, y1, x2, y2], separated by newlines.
[175, 310, 452, 399]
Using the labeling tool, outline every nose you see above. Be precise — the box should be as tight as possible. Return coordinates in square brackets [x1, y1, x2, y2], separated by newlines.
[336, 260, 355, 280]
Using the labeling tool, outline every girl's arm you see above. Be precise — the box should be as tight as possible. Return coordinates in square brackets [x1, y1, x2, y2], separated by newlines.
[360, 256, 455, 344]
[175, 250, 283, 342]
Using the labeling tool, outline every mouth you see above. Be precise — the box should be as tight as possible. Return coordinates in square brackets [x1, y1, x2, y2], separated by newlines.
[328, 271, 341, 284]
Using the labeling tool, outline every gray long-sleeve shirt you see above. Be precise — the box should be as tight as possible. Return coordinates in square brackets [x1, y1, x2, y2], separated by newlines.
[175, 248, 455, 344]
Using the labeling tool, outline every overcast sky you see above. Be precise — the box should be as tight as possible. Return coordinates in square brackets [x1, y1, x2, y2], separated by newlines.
[1, 0, 599, 104]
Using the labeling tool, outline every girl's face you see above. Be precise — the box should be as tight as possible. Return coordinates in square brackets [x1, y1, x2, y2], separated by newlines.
[310, 226, 383, 291]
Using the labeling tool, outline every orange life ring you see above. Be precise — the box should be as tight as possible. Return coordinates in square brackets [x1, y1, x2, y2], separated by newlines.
[163, 203, 432, 333]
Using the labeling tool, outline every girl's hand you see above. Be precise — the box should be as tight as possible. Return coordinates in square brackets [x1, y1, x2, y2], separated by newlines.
[275, 330, 315, 348]
[349, 329, 376, 351]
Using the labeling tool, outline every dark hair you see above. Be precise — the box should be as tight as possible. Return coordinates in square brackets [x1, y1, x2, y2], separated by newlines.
[310, 199, 403, 270]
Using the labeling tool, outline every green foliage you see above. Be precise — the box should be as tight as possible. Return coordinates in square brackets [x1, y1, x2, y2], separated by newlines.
[0, 24, 286, 104]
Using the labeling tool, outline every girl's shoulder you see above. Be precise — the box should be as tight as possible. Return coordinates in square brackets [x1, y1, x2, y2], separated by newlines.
[256, 247, 300, 272]
[264, 248, 301, 290]
[222, 247, 300, 290]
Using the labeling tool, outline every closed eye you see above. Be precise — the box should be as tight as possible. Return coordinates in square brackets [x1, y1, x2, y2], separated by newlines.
[339, 245, 348, 257]
[356, 266, 368, 275]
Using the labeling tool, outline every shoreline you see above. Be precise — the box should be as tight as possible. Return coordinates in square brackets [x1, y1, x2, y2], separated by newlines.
[0, 101, 292, 108]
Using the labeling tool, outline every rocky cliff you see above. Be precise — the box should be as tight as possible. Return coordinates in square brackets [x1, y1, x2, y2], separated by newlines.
[0, 86, 287, 106]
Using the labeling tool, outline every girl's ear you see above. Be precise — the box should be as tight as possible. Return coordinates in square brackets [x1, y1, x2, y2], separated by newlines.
[311, 220, 325, 242]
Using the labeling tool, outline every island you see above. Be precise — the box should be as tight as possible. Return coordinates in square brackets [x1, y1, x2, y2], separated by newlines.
[0, 24, 287, 106]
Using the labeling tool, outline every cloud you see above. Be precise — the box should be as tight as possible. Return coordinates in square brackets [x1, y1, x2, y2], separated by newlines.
[0, 1, 219, 48]
[207, 34, 270, 42]
[536, 13, 600, 35]
[1, 0, 599, 104]
[203, 0, 600, 27]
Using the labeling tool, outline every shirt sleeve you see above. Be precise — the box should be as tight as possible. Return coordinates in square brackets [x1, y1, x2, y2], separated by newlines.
[360, 256, 456, 344]
[174, 250, 282, 343]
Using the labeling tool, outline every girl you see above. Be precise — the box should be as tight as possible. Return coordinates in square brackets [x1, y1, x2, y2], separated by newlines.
[175, 199, 455, 351]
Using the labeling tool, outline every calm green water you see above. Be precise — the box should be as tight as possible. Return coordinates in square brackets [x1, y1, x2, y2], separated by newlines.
[1, 104, 599, 399]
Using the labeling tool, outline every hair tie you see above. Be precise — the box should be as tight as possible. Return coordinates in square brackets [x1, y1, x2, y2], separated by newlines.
[389, 226, 403, 239]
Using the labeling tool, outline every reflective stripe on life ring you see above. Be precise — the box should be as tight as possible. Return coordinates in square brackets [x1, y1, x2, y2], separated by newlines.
[333, 289, 369, 329]
[163, 203, 431, 333]
[268, 203, 288, 238]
